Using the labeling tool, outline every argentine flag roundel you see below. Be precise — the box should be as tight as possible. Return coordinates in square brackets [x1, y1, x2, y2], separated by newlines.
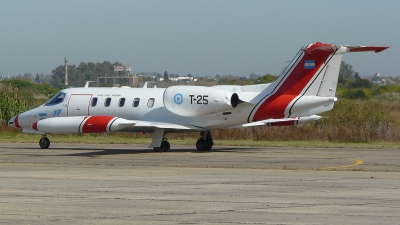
[305, 60, 315, 69]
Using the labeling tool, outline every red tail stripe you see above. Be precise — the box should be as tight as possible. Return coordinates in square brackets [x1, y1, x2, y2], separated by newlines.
[253, 45, 334, 121]
[303, 42, 336, 53]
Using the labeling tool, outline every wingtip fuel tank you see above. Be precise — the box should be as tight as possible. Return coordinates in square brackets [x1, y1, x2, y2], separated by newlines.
[32, 116, 134, 134]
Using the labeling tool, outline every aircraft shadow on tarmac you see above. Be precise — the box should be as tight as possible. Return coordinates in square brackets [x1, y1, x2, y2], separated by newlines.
[5, 146, 260, 158]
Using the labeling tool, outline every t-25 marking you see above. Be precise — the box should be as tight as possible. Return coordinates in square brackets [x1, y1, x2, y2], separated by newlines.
[189, 95, 208, 104]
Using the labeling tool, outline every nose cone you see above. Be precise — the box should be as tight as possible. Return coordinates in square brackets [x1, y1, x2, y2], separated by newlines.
[8, 115, 21, 128]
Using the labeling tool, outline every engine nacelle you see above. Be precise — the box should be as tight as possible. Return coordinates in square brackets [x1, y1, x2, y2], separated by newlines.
[163, 86, 240, 117]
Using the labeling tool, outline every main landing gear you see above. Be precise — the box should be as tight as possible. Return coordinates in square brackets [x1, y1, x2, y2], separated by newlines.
[150, 129, 213, 152]
[196, 131, 213, 151]
[39, 134, 50, 149]
[153, 138, 170, 152]
[150, 128, 171, 152]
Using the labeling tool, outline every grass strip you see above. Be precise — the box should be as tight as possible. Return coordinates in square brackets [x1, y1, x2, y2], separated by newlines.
[0, 132, 399, 149]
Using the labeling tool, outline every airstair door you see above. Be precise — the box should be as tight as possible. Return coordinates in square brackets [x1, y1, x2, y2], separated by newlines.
[67, 94, 92, 116]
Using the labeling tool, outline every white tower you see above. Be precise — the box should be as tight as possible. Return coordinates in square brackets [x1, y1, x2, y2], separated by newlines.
[65, 58, 68, 86]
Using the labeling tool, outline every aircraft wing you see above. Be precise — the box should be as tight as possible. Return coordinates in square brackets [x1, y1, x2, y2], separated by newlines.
[229, 115, 321, 128]
[25, 115, 320, 134]
[131, 121, 200, 130]
[22, 129, 45, 134]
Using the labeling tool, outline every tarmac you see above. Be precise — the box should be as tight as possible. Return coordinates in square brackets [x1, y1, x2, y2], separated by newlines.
[0, 142, 399, 224]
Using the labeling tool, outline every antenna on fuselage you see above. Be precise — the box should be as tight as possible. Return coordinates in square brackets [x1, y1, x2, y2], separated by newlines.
[84, 81, 97, 88]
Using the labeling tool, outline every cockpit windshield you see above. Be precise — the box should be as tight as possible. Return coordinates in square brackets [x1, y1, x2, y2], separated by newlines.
[44, 92, 66, 106]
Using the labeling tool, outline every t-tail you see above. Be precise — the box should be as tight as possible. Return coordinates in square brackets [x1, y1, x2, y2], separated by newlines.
[248, 42, 388, 122]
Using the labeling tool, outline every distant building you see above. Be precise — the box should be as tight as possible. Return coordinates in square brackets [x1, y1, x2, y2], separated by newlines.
[137, 75, 197, 83]
[169, 76, 195, 82]
[370, 72, 396, 86]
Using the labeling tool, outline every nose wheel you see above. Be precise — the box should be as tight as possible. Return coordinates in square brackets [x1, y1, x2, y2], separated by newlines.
[196, 131, 213, 151]
[39, 135, 50, 149]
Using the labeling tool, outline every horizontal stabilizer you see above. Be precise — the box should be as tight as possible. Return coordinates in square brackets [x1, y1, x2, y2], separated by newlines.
[231, 115, 321, 128]
[288, 96, 337, 115]
[346, 45, 389, 53]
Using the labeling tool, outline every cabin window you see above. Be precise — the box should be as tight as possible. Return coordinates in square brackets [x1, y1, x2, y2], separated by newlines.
[132, 98, 140, 107]
[119, 98, 126, 107]
[104, 98, 111, 107]
[147, 98, 155, 108]
[91, 97, 98, 107]
[44, 92, 66, 106]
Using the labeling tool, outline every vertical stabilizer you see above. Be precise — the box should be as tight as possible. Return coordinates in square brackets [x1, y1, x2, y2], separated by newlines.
[315, 54, 342, 97]
[249, 42, 388, 122]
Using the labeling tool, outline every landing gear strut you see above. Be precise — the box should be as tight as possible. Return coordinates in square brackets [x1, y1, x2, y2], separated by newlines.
[196, 131, 213, 151]
[153, 138, 170, 152]
[39, 134, 50, 149]
[150, 128, 171, 152]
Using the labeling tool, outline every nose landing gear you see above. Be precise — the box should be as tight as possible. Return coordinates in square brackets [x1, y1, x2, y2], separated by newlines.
[196, 131, 213, 151]
[39, 134, 50, 149]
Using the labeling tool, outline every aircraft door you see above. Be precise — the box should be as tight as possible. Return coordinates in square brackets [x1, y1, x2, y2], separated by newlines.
[67, 94, 92, 116]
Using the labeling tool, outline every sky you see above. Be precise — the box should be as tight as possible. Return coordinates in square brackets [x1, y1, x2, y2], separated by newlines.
[1, 0, 399, 78]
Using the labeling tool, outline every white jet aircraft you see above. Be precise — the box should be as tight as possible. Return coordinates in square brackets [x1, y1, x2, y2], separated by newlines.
[8, 42, 388, 151]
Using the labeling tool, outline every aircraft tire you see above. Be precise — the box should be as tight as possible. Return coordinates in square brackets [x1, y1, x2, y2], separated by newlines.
[154, 140, 170, 152]
[153, 147, 163, 152]
[205, 141, 212, 151]
[161, 140, 170, 152]
[196, 139, 210, 151]
[196, 139, 204, 151]
[39, 137, 50, 149]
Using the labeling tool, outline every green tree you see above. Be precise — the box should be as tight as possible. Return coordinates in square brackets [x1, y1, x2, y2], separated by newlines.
[371, 85, 400, 96]
[2, 78, 35, 90]
[0, 84, 30, 124]
[22, 73, 33, 81]
[51, 61, 124, 87]
[249, 73, 260, 81]
[35, 73, 40, 83]
[257, 74, 279, 84]
[339, 61, 355, 80]
[217, 75, 237, 85]
[348, 79, 372, 89]
[34, 83, 59, 96]
[164, 71, 169, 81]
[342, 89, 370, 100]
